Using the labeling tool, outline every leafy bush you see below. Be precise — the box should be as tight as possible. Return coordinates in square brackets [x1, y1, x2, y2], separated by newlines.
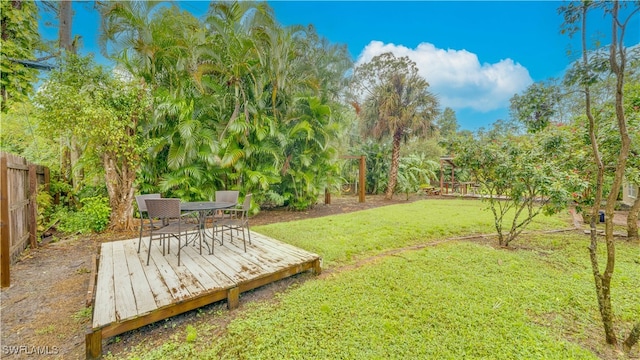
[396, 153, 438, 199]
[36, 185, 54, 234]
[56, 196, 111, 234]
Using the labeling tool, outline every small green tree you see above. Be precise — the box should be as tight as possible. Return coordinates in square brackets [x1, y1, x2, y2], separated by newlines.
[455, 129, 582, 246]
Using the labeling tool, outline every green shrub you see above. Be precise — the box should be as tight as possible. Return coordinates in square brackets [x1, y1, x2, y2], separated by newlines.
[36, 185, 54, 234]
[57, 196, 111, 234]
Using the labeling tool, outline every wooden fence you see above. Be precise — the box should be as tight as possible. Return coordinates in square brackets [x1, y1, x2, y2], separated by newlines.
[1, 152, 49, 287]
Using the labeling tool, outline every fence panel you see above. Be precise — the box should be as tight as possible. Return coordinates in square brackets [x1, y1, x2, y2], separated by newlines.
[1, 152, 49, 287]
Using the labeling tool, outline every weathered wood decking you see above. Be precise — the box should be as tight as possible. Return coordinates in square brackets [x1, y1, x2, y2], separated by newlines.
[86, 230, 321, 359]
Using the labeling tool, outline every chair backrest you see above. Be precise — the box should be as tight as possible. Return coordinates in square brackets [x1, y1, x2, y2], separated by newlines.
[240, 194, 252, 211]
[215, 190, 239, 204]
[145, 198, 181, 220]
[136, 193, 161, 213]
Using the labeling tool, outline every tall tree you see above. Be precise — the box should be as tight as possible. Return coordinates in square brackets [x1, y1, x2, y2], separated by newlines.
[561, 0, 640, 351]
[510, 81, 562, 133]
[351, 52, 439, 199]
[35, 54, 152, 230]
[436, 107, 459, 138]
[0, 0, 40, 111]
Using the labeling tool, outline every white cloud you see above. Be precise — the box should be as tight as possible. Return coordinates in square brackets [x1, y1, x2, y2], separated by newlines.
[356, 41, 533, 112]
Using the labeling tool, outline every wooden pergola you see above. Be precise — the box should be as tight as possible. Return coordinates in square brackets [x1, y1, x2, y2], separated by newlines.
[439, 156, 477, 195]
[439, 156, 456, 194]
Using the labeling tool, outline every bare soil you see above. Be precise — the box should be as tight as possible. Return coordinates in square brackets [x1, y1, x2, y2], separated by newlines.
[0, 194, 637, 359]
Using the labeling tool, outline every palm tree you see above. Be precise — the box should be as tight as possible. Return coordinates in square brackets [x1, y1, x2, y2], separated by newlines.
[205, 1, 275, 140]
[352, 52, 439, 199]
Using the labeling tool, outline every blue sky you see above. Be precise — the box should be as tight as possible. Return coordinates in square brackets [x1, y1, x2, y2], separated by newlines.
[40, 1, 639, 131]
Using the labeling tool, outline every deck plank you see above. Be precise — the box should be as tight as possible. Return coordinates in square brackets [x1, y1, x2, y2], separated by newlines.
[227, 233, 310, 268]
[92, 243, 116, 328]
[152, 238, 206, 298]
[207, 241, 267, 282]
[251, 232, 318, 259]
[147, 240, 192, 301]
[122, 240, 157, 315]
[111, 241, 139, 321]
[222, 239, 286, 272]
[136, 239, 175, 309]
[179, 247, 236, 289]
[178, 243, 224, 290]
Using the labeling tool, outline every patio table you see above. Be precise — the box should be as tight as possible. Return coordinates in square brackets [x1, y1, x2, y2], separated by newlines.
[181, 201, 236, 252]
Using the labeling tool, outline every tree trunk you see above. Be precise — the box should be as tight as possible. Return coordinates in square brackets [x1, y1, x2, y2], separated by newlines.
[627, 194, 639, 242]
[623, 322, 640, 352]
[70, 137, 82, 191]
[385, 128, 403, 200]
[599, 1, 632, 346]
[103, 153, 137, 231]
[58, 1, 73, 52]
[580, 2, 618, 346]
[1, 1, 21, 106]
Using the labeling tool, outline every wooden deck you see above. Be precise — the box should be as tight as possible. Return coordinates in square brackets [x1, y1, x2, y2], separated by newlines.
[86, 230, 321, 359]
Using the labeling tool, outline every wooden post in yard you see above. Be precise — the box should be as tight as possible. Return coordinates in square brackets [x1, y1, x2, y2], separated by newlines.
[1, 156, 10, 287]
[439, 158, 444, 194]
[85, 328, 102, 359]
[227, 287, 240, 309]
[324, 188, 331, 205]
[359, 155, 365, 203]
[28, 164, 37, 249]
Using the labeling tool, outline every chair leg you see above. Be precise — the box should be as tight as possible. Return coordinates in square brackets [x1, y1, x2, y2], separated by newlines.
[246, 222, 251, 245]
[146, 235, 153, 266]
[229, 225, 235, 243]
[177, 234, 181, 266]
[137, 218, 143, 253]
[212, 225, 217, 255]
[241, 226, 247, 252]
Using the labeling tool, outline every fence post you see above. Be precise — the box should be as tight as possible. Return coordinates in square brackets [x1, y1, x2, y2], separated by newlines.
[1, 156, 10, 287]
[28, 164, 38, 249]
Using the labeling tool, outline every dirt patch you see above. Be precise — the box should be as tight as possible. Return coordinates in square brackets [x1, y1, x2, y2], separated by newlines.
[1, 237, 97, 359]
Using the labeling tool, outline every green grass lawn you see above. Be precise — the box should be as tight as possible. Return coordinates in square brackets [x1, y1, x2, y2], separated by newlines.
[254, 199, 571, 268]
[112, 200, 639, 360]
